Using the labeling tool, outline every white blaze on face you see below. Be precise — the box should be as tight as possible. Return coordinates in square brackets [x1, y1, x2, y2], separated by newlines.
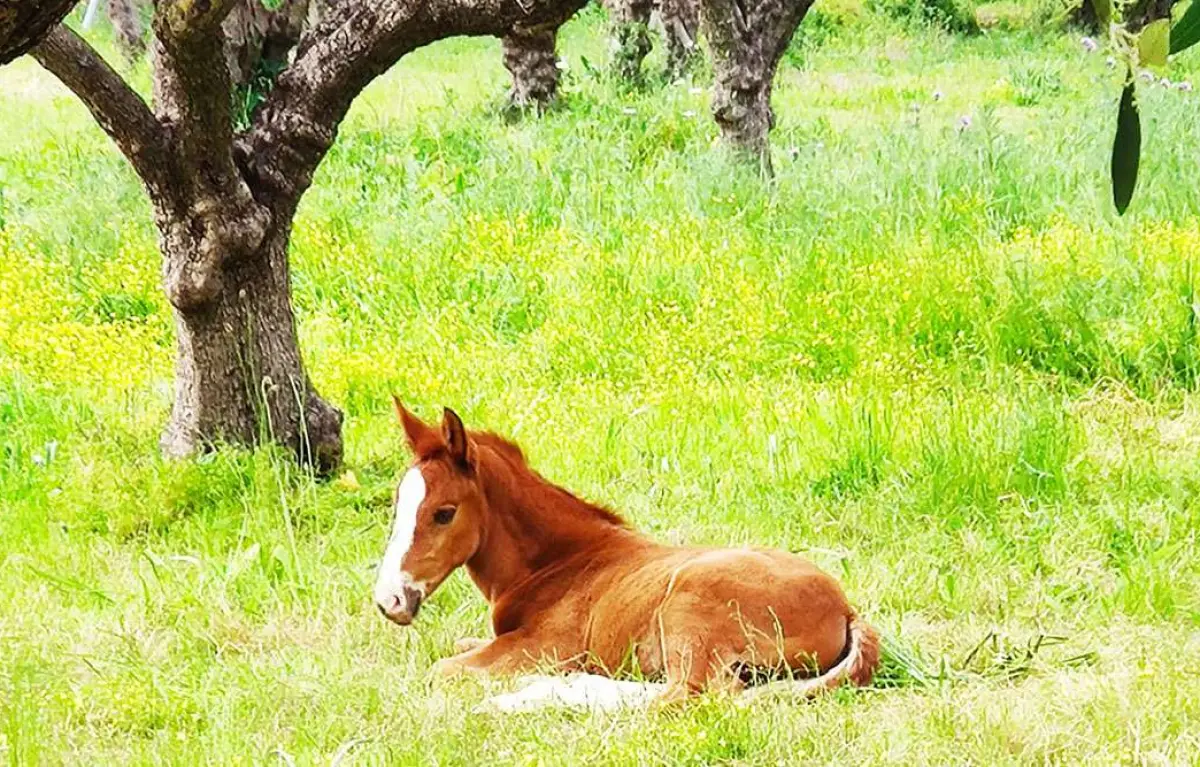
[374, 467, 426, 612]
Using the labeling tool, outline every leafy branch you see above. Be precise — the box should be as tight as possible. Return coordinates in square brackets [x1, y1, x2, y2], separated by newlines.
[1103, 0, 1199, 214]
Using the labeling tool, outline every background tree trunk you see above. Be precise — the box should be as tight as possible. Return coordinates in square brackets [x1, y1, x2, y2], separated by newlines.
[223, 0, 309, 87]
[660, 0, 699, 78]
[1125, 0, 1173, 31]
[1067, 0, 1099, 32]
[699, 0, 813, 170]
[608, 0, 653, 82]
[160, 214, 343, 472]
[503, 24, 560, 109]
[0, 0, 76, 64]
[108, 0, 148, 63]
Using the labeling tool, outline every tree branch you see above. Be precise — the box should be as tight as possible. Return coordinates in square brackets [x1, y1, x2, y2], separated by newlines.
[1, 0, 76, 64]
[151, 2, 243, 199]
[237, 0, 587, 203]
[31, 25, 174, 199]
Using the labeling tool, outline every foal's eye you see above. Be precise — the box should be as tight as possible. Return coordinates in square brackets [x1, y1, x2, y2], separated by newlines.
[432, 506, 457, 525]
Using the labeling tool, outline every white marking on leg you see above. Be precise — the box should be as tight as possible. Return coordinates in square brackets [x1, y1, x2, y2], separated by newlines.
[479, 674, 666, 713]
[374, 467, 425, 610]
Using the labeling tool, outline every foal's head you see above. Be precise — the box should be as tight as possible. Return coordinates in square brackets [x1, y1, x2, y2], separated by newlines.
[374, 399, 485, 625]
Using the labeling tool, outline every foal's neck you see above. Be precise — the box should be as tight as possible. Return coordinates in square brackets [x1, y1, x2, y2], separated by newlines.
[466, 447, 629, 604]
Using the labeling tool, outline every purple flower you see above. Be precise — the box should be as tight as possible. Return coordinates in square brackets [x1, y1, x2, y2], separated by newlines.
[1081, 36, 1098, 53]
[1139, 70, 1155, 82]
[1105, 56, 1117, 69]
[1160, 77, 1173, 88]
[1178, 81, 1194, 92]
[932, 89, 944, 101]
[956, 115, 972, 132]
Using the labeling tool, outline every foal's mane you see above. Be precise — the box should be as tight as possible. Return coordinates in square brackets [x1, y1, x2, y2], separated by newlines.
[472, 430, 627, 528]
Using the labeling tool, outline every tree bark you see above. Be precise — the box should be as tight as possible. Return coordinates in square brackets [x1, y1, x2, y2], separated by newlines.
[502, 23, 560, 109]
[0, 0, 76, 64]
[699, 0, 813, 170]
[660, 0, 699, 78]
[608, 0, 652, 83]
[160, 214, 343, 471]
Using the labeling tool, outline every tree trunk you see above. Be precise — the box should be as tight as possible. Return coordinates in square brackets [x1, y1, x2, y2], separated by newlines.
[1068, 0, 1099, 32]
[108, 0, 148, 63]
[159, 212, 343, 472]
[0, 0, 76, 64]
[33, 1, 595, 470]
[502, 24, 559, 109]
[699, 0, 813, 170]
[609, 0, 653, 83]
[660, 0, 699, 78]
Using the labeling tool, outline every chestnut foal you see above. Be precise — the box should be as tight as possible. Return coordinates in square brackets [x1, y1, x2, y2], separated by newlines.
[374, 401, 880, 704]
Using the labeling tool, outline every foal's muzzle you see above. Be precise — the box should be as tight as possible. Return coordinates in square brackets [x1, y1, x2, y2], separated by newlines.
[376, 584, 423, 625]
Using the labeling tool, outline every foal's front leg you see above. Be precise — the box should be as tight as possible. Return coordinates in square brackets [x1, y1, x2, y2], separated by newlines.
[433, 630, 554, 677]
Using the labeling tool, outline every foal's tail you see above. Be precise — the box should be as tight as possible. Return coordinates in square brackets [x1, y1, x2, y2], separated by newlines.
[839, 614, 882, 687]
[740, 614, 881, 702]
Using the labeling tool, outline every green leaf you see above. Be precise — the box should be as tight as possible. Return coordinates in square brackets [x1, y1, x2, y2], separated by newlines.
[1171, 0, 1200, 54]
[1090, 0, 1111, 27]
[1111, 80, 1141, 216]
[1139, 19, 1171, 68]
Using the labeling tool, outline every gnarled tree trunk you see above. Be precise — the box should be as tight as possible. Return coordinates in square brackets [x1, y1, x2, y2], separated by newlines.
[699, 0, 813, 170]
[159, 216, 343, 470]
[0, 0, 75, 64]
[34, 16, 344, 471]
[502, 23, 560, 109]
[29, 0, 589, 469]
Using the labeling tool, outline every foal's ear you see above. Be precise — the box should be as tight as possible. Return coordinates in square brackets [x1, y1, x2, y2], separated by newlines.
[393, 396, 442, 457]
[441, 407, 476, 470]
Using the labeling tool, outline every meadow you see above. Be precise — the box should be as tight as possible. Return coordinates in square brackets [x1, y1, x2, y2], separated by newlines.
[2, 3, 1200, 763]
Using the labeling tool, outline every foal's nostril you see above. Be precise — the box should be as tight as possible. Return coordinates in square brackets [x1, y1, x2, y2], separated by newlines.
[377, 593, 403, 618]
[402, 585, 423, 617]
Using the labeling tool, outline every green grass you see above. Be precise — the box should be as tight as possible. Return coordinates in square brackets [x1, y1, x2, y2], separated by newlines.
[3, 5, 1200, 764]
